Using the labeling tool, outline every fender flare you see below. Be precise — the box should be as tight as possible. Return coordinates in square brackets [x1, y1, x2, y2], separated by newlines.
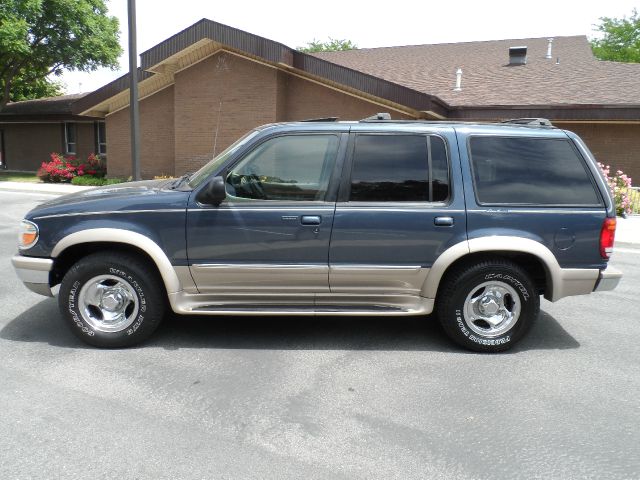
[51, 228, 182, 294]
[421, 236, 562, 300]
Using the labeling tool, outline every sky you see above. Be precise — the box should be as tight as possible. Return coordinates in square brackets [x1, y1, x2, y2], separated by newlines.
[60, 0, 640, 94]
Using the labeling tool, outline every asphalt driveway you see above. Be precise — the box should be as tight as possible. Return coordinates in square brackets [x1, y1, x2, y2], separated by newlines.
[1, 191, 639, 479]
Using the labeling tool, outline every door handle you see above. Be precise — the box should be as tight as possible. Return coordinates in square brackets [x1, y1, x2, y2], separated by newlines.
[301, 215, 321, 226]
[434, 216, 454, 226]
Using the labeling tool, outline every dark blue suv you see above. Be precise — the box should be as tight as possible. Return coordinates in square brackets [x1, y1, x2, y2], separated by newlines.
[12, 118, 622, 351]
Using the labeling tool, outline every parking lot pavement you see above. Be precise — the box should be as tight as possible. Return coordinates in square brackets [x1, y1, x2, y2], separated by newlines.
[2, 191, 639, 480]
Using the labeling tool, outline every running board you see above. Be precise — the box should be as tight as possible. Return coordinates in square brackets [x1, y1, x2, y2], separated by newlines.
[168, 293, 435, 317]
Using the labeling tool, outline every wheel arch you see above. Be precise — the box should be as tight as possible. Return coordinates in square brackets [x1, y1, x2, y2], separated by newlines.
[51, 228, 182, 294]
[422, 237, 561, 301]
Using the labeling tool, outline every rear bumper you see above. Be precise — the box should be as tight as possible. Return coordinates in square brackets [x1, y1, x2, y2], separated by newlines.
[11, 255, 54, 297]
[594, 266, 623, 292]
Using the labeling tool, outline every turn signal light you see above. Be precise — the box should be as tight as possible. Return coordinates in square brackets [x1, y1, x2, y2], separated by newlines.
[18, 220, 39, 250]
[599, 217, 616, 259]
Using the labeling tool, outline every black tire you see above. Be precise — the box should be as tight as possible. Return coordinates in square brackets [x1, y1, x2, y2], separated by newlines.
[436, 259, 539, 353]
[58, 252, 166, 348]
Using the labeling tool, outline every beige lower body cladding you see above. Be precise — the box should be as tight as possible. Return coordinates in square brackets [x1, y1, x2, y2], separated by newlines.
[103, 52, 639, 183]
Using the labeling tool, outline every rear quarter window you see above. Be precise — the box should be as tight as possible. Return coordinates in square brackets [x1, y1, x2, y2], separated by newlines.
[469, 136, 602, 206]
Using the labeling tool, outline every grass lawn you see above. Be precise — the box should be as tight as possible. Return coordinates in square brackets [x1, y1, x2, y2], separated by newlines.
[0, 171, 39, 183]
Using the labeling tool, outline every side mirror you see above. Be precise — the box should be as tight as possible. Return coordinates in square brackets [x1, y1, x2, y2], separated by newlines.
[196, 176, 226, 206]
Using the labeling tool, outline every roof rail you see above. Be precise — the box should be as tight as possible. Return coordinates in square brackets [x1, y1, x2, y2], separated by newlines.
[502, 118, 553, 127]
[300, 116, 339, 122]
[361, 112, 392, 121]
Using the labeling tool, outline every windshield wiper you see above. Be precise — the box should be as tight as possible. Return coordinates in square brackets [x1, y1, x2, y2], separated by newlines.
[170, 173, 192, 189]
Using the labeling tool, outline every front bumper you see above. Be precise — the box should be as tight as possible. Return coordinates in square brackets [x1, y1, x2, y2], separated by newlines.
[11, 255, 54, 297]
[594, 266, 623, 292]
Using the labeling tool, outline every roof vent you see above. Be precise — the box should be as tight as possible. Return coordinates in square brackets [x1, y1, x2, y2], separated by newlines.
[454, 68, 462, 91]
[508, 46, 527, 65]
[546, 38, 554, 59]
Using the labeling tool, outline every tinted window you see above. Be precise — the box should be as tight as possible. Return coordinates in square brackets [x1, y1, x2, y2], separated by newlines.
[227, 134, 338, 201]
[350, 135, 449, 202]
[430, 136, 449, 202]
[469, 137, 600, 205]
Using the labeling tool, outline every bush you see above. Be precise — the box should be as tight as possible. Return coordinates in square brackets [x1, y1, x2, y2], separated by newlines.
[71, 175, 125, 186]
[75, 153, 106, 178]
[37, 153, 77, 182]
[598, 163, 634, 217]
[38, 153, 107, 183]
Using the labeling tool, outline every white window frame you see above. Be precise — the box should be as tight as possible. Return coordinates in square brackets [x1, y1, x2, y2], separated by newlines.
[96, 121, 107, 156]
[64, 122, 77, 155]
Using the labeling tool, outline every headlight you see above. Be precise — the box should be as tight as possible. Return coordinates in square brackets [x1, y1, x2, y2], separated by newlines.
[18, 220, 39, 250]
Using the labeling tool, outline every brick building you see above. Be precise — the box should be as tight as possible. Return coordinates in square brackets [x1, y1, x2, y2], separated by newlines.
[16, 19, 640, 181]
[0, 94, 104, 171]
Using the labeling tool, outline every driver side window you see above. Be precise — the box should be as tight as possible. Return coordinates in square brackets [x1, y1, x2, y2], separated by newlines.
[226, 134, 339, 201]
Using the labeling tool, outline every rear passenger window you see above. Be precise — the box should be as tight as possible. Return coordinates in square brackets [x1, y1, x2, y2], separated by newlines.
[349, 135, 449, 202]
[469, 137, 601, 205]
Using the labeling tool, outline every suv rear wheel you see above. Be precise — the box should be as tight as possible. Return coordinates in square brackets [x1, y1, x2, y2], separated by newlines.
[58, 252, 165, 348]
[437, 259, 539, 352]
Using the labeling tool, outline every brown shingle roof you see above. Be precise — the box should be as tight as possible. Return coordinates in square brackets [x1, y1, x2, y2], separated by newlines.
[312, 36, 640, 107]
[1, 93, 88, 116]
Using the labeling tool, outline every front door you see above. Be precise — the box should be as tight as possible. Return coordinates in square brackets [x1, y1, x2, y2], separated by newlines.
[187, 132, 345, 297]
[328, 128, 467, 296]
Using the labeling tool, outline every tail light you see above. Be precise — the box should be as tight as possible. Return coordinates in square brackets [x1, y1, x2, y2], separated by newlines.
[599, 217, 616, 258]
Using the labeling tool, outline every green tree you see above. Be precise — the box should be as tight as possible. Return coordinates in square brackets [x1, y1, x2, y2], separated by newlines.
[591, 8, 640, 62]
[298, 38, 357, 53]
[0, 0, 122, 109]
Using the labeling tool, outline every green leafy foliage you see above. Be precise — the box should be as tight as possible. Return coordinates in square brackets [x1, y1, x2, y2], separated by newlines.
[298, 38, 357, 53]
[591, 8, 640, 62]
[71, 175, 124, 186]
[0, 0, 122, 108]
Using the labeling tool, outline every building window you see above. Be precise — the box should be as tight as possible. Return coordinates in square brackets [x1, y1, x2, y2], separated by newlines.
[64, 123, 77, 155]
[96, 122, 107, 155]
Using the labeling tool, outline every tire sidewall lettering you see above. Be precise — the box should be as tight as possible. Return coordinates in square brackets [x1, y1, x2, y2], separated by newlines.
[68, 266, 146, 338]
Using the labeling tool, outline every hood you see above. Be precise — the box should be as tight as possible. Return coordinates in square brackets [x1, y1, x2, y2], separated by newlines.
[26, 179, 190, 220]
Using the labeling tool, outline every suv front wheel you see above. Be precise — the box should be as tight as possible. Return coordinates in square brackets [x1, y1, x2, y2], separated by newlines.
[437, 259, 539, 352]
[58, 252, 165, 348]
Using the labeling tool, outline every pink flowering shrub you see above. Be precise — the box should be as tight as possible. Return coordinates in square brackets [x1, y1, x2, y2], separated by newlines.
[598, 163, 633, 216]
[38, 153, 106, 183]
[37, 153, 77, 183]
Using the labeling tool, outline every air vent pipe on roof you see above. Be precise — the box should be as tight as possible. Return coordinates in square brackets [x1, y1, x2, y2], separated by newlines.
[454, 68, 462, 91]
[509, 46, 527, 65]
[546, 38, 553, 59]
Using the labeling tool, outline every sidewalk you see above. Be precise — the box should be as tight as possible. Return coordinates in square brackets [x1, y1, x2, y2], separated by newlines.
[615, 215, 640, 248]
[0, 181, 92, 195]
[1, 180, 638, 246]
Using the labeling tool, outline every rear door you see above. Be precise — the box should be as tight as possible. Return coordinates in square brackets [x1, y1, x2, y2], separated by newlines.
[328, 127, 467, 295]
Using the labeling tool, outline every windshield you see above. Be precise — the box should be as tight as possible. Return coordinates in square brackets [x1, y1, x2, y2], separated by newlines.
[187, 130, 261, 188]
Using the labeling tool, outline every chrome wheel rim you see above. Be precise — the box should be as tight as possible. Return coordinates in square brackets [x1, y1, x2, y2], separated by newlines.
[463, 280, 520, 338]
[78, 275, 139, 333]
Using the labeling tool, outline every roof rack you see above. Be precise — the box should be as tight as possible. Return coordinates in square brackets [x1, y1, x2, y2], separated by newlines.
[501, 118, 553, 127]
[300, 116, 339, 122]
[360, 113, 392, 121]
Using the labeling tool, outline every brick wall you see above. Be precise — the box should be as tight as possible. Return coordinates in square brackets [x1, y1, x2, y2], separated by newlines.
[75, 122, 96, 161]
[1, 123, 62, 171]
[562, 123, 640, 184]
[281, 74, 415, 122]
[105, 85, 175, 178]
[173, 53, 278, 175]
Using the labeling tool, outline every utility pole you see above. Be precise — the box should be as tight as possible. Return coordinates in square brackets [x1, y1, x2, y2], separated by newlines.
[128, 0, 141, 180]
